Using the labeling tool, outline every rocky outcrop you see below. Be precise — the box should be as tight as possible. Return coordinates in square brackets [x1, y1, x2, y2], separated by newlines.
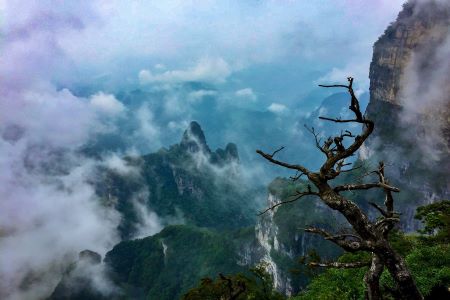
[369, 0, 450, 107]
[180, 121, 211, 154]
[364, 0, 450, 230]
[367, 0, 450, 146]
[254, 193, 294, 296]
[243, 178, 343, 296]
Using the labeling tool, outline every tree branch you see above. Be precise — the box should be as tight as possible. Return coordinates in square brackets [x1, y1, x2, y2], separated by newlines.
[318, 84, 349, 89]
[378, 162, 394, 215]
[369, 202, 389, 218]
[304, 125, 331, 157]
[304, 227, 372, 252]
[256, 149, 311, 174]
[271, 146, 285, 157]
[289, 171, 306, 181]
[309, 261, 370, 269]
[258, 191, 319, 215]
[318, 117, 363, 123]
[375, 217, 400, 229]
[325, 233, 363, 242]
[334, 183, 400, 193]
[339, 164, 363, 173]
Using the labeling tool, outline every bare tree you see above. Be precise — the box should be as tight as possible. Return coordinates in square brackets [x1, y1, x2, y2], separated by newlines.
[256, 77, 423, 300]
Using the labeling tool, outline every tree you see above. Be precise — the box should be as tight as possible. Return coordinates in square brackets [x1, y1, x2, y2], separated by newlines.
[256, 77, 423, 300]
[415, 200, 450, 243]
[182, 263, 285, 300]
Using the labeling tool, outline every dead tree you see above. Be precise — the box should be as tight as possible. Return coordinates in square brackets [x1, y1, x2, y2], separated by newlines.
[256, 77, 423, 300]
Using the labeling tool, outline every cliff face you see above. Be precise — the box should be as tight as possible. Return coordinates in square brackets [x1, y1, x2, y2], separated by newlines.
[242, 178, 343, 296]
[369, 0, 450, 107]
[367, 0, 450, 147]
[365, 0, 450, 230]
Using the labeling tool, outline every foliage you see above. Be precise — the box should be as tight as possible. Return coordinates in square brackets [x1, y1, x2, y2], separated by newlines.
[293, 252, 369, 300]
[394, 243, 450, 297]
[293, 202, 450, 299]
[105, 225, 247, 300]
[182, 263, 285, 300]
[415, 200, 450, 242]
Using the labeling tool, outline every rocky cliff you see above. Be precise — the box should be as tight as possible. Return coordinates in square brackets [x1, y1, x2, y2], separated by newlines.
[369, 0, 450, 108]
[242, 178, 343, 296]
[364, 0, 450, 230]
[367, 0, 450, 152]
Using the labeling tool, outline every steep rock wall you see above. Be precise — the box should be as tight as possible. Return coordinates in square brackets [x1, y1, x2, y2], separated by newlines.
[365, 0, 450, 230]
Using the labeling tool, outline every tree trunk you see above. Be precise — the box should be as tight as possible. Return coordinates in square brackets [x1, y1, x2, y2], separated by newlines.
[377, 245, 423, 300]
[364, 254, 384, 300]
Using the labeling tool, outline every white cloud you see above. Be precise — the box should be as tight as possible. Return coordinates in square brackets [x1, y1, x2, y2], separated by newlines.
[154, 63, 166, 70]
[188, 89, 217, 103]
[235, 88, 257, 101]
[139, 57, 232, 85]
[134, 103, 161, 145]
[267, 102, 287, 114]
[138, 69, 152, 84]
[0, 144, 121, 299]
[132, 191, 163, 239]
[89, 92, 125, 115]
[315, 61, 370, 90]
[168, 120, 189, 132]
[102, 154, 138, 176]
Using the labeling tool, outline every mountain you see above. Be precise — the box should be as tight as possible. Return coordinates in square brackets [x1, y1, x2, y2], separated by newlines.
[49, 122, 263, 299]
[104, 225, 253, 300]
[96, 121, 260, 240]
[364, 0, 450, 230]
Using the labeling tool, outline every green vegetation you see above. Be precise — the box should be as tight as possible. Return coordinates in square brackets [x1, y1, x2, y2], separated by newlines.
[182, 264, 285, 300]
[105, 225, 250, 300]
[415, 200, 450, 243]
[293, 201, 450, 300]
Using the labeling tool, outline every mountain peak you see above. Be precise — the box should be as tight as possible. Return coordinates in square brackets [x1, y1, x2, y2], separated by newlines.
[180, 121, 211, 153]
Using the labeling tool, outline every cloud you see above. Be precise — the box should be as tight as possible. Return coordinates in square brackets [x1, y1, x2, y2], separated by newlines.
[315, 62, 370, 90]
[168, 120, 190, 132]
[133, 103, 162, 147]
[131, 189, 164, 239]
[89, 92, 125, 115]
[154, 63, 166, 70]
[188, 89, 218, 103]
[101, 153, 138, 176]
[139, 57, 232, 85]
[267, 103, 288, 114]
[0, 2, 154, 298]
[397, 4, 450, 162]
[0, 144, 121, 299]
[235, 88, 257, 101]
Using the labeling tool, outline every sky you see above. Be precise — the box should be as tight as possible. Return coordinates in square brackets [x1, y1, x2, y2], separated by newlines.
[0, 1, 409, 299]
